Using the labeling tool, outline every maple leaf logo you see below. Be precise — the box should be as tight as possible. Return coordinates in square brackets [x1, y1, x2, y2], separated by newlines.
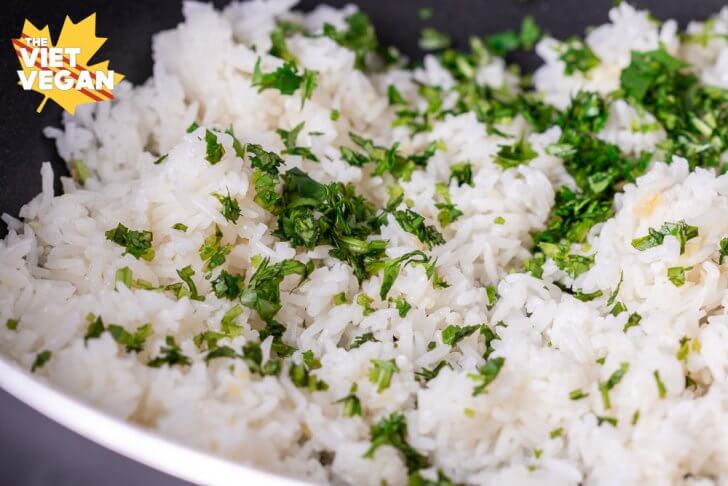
[12, 14, 124, 114]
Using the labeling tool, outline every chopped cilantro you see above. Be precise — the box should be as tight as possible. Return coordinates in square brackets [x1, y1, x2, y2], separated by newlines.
[469, 356, 505, 395]
[241, 257, 312, 327]
[336, 383, 362, 417]
[350, 331, 378, 350]
[365, 413, 429, 472]
[71, 159, 89, 185]
[289, 361, 328, 391]
[449, 162, 473, 187]
[481, 325, 500, 359]
[631, 221, 698, 254]
[599, 362, 629, 410]
[409, 470, 458, 486]
[417, 7, 433, 20]
[330, 109, 340, 121]
[493, 216, 505, 225]
[105, 223, 155, 261]
[368, 358, 399, 392]
[108, 323, 153, 353]
[115, 266, 133, 289]
[559, 39, 600, 74]
[204, 129, 225, 164]
[653, 370, 667, 399]
[387, 85, 407, 105]
[569, 389, 589, 400]
[434, 183, 463, 227]
[485, 16, 541, 56]
[357, 293, 375, 316]
[620, 46, 728, 168]
[220, 305, 243, 338]
[213, 191, 241, 223]
[494, 137, 537, 169]
[84, 314, 105, 343]
[667, 266, 691, 287]
[186, 121, 199, 133]
[172, 223, 188, 232]
[211, 270, 245, 300]
[153, 154, 168, 165]
[720, 237, 728, 264]
[176, 265, 204, 301]
[596, 415, 618, 427]
[550, 428, 564, 439]
[333, 292, 348, 305]
[623, 312, 642, 332]
[31, 350, 52, 372]
[607, 271, 623, 307]
[419, 28, 451, 51]
[322, 12, 383, 70]
[441, 324, 480, 347]
[485, 286, 497, 309]
[273, 168, 386, 281]
[539, 242, 594, 278]
[5, 318, 18, 331]
[148, 336, 191, 368]
[302, 350, 322, 370]
[247, 143, 285, 176]
[198, 225, 231, 272]
[415, 360, 450, 382]
[277, 122, 319, 162]
[573, 289, 603, 302]
[378, 250, 430, 300]
[519, 16, 541, 50]
[252, 57, 317, 107]
[268, 20, 305, 62]
[393, 296, 411, 317]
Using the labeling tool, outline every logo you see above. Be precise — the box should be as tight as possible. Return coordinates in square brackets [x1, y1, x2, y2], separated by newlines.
[12, 14, 124, 114]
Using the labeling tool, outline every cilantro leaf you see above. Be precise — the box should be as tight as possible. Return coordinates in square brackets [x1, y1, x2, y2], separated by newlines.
[368, 358, 399, 392]
[148, 336, 190, 368]
[213, 191, 241, 223]
[105, 223, 155, 261]
[598, 362, 629, 410]
[667, 266, 691, 287]
[559, 38, 600, 74]
[204, 129, 225, 164]
[108, 323, 153, 353]
[31, 350, 52, 372]
[323, 12, 379, 70]
[449, 162, 473, 186]
[494, 137, 537, 169]
[240, 257, 312, 326]
[419, 28, 451, 51]
[211, 270, 245, 300]
[378, 250, 430, 300]
[441, 324, 480, 347]
[468, 356, 505, 395]
[252, 57, 317, 107]
[277, 122, 319, 162]
[631, 220, 698, 254]
[336, 383, 362, 417]
[365, 413, 429, 473]
[349, 331, 379, 350]
[393, 210, 445, 249]
[415, 361, 450, 382]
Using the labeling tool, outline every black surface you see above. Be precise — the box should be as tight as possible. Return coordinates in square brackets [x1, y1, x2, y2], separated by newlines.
[0, 0, 724, 484]
[0, 388, 191, 486]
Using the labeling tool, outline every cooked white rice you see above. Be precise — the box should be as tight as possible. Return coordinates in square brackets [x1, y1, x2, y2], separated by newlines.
[2, 1, 728, 484]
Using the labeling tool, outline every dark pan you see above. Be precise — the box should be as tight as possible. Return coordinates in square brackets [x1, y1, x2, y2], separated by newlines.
[0, 0, 724, 484]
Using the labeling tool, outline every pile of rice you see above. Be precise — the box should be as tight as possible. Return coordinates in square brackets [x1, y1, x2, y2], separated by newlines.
[2, 1, 728, 484]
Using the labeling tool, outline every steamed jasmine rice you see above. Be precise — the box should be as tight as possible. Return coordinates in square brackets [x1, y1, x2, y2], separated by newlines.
[3, 1, 728, 484]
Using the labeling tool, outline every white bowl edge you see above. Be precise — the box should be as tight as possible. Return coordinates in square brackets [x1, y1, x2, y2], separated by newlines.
[0, 355, 308, 486]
